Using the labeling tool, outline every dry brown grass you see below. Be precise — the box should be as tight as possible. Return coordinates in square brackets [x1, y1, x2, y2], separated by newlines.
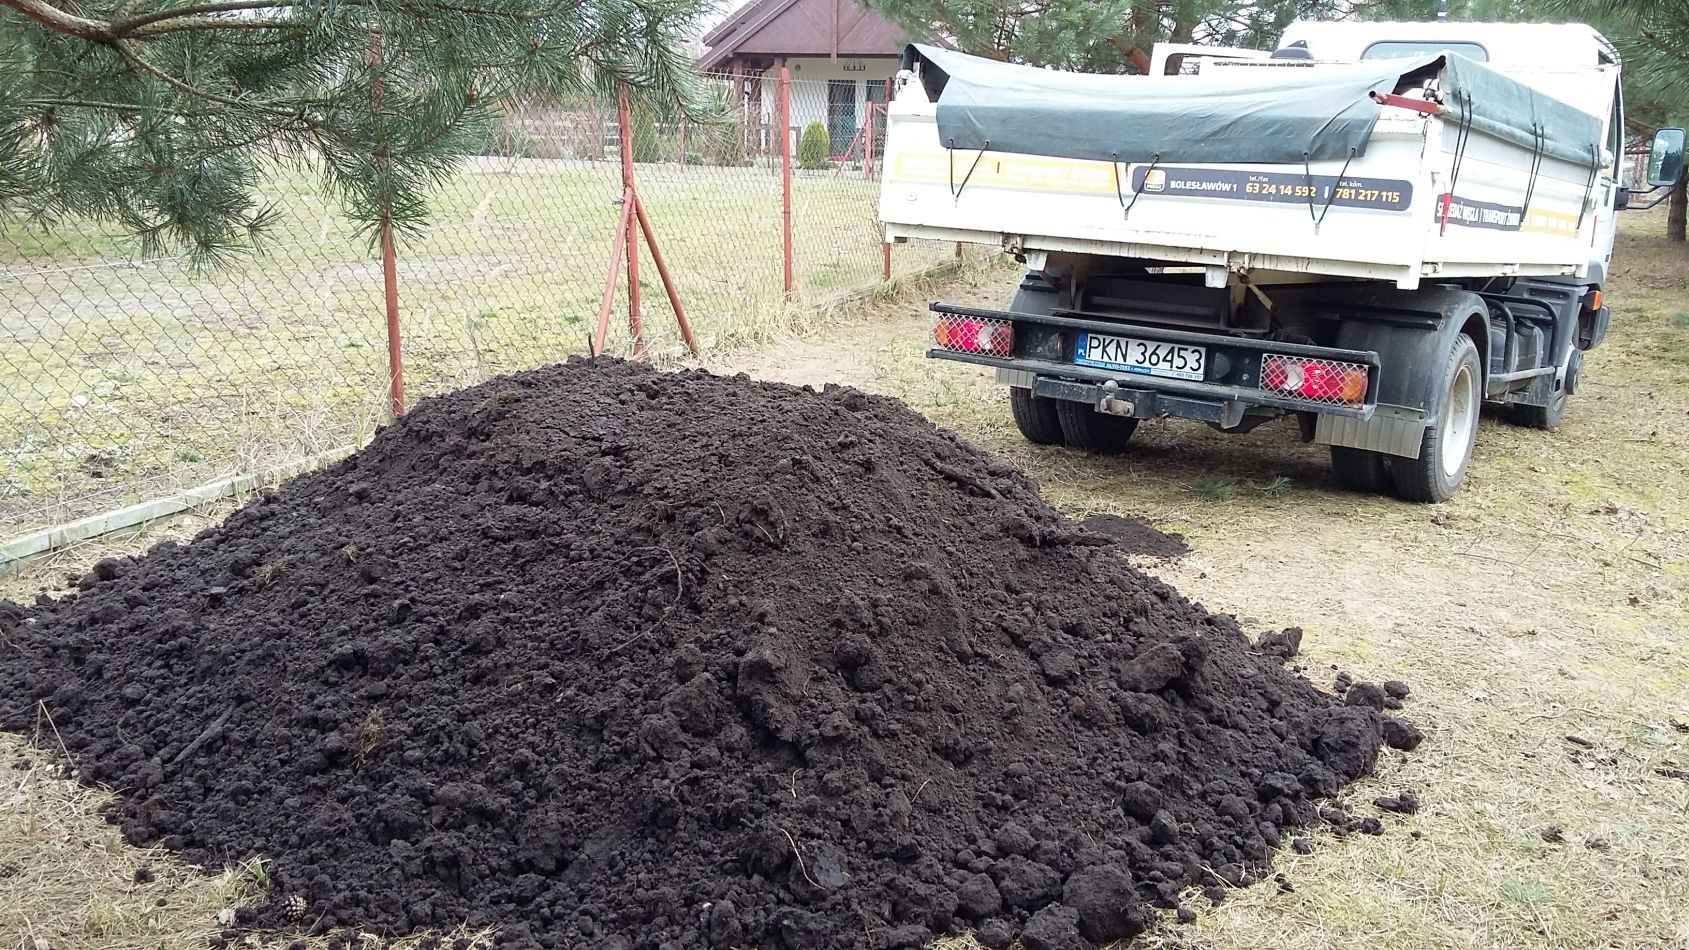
[3, 219, 1686, 947]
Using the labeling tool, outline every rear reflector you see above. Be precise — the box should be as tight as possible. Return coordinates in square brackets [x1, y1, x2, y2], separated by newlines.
[934, 314, 1013, 358]
[1261, 354, 1368, 407]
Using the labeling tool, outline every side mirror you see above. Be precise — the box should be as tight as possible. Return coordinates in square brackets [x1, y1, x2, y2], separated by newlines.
[1647, 127, 1686, 187]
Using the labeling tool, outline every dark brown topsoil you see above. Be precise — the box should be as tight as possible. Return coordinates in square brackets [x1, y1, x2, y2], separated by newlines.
[0, 359, 1412, 950]
[1075, 514, 1188, 560]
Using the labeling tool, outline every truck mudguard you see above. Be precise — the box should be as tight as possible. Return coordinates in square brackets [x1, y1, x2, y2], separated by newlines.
[1319, 285, 1488, 420]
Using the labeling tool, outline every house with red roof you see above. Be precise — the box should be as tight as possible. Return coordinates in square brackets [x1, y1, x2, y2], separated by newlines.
[699, 0, 925, 160]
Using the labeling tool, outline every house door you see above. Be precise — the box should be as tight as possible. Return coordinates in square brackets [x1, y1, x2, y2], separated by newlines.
[865, 79, 887, 158]
[827, 80, 857, 156]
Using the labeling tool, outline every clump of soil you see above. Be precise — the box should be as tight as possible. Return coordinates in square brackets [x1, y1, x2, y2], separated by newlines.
[0, 359, 1410, 949]
[1076, 513, 1188, 560]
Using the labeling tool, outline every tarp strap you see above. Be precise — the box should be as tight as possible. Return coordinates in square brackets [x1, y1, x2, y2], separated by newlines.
[948, 138, 988, 205]
[1576, 142, 1600, 232]
[1120, 152, 1160, 220]
[1521, 122, 1545, 222]
[1441, 87, 1475, 236]
[1305, 146, 1358, 234]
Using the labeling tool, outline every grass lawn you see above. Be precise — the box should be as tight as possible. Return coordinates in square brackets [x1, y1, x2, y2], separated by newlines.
[0, 158, 956, 539]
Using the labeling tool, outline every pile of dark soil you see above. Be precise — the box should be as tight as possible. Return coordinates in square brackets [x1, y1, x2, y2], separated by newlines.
[0, 359, 1416, 949]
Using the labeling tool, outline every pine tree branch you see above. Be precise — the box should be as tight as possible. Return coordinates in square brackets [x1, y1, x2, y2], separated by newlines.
[114, 39, 298, 116]
[130, 16, 314, 35]
[113, 0, 574, 37]
[113, 0, 310, 34]
[27, 97, 205, 114]
[0, 0, 115, 41]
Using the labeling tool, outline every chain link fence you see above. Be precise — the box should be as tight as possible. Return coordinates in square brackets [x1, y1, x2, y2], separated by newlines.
[1, 75, 973, 545]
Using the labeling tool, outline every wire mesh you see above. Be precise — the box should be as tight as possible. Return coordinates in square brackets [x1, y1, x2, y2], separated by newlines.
[0, 78, 973, 541]
[933, 314, 1014, 358]
[1260, 354, 1369, 406]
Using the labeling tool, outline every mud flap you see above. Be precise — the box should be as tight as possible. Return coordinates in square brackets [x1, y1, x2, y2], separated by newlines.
[1314, 406, 1427, 458]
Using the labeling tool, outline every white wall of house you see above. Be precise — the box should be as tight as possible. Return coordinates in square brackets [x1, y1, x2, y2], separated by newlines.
[747, 56, 899, 155]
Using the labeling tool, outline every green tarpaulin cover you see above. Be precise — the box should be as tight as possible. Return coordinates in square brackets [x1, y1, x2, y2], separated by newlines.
[902, 43, 1602, 168]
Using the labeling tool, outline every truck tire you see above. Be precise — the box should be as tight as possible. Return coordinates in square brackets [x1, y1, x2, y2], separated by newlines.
[1008, 387, 1063, 444]
[1054, 400, 1138, 453]
[1505, 383, 1569, 430]
[1391, 334, 1482, 503]
[1330, 446, 1392, 494]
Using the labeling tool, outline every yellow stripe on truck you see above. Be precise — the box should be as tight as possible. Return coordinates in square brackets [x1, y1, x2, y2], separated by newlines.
[890, 150, 1120, 195]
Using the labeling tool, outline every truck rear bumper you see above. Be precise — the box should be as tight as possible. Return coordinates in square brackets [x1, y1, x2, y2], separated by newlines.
[926, 301, 1384, 424]
[931, 349, 1375, 424]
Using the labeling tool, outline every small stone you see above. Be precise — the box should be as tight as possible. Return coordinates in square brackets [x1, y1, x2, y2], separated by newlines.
[1540, 825, 1565, 844]
[1291, 837, 1314, 855]
[133, 866, 155, 884]
[1382, 680, 1411, 699]
[1149, 809, 1180, 845]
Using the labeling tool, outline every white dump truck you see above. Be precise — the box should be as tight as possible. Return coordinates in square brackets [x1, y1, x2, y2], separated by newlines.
[880, 19, 1687, 501]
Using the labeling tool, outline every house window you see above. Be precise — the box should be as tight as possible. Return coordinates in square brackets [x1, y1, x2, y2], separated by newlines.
[827, 80, 858, 155]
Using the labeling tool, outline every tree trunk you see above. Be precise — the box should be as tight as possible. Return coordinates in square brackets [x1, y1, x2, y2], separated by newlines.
[1106, 35, 1152, 73]
[1670, 175, 1687, 243]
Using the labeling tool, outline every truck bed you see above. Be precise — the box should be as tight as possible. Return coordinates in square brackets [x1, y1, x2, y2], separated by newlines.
[878, 46, 1611, 290]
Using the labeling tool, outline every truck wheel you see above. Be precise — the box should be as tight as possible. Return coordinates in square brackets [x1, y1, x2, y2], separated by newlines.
[1505, 383, 1569, 430]
[1329, 446, 1392, 494]
[1008, 387, 1063, 445]
[1391, 334, 1482, 503]
[1054, 400, 1138, 453]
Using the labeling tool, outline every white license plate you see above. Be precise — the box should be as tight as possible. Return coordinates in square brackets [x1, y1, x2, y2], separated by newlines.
[1074, 332, 1206, 381]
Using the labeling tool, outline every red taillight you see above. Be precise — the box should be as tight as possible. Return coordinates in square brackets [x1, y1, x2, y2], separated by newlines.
[934, 315, 1012, 357]
[1261, 355, 1368, 406]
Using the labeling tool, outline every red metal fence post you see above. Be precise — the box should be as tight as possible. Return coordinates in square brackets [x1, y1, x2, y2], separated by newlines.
[592, 86, 701, 360]
[864, 104, 875, 182]
[618, 84, 644, 358]
[380, 224, 405, 416]
[780, 66, 794, 300]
